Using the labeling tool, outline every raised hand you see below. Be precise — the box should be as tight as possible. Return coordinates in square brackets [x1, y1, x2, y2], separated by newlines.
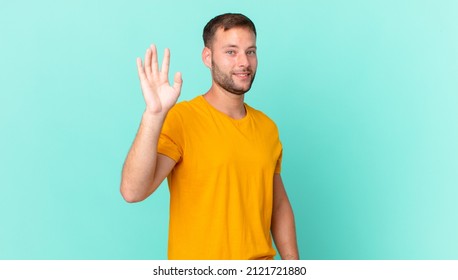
[136, 44, 182, 116]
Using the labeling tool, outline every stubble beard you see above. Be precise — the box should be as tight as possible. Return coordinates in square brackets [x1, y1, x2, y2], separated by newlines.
[211, 61, 256, 96]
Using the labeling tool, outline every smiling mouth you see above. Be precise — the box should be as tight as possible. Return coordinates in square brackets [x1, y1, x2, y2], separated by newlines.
[233, 73, 250, 78]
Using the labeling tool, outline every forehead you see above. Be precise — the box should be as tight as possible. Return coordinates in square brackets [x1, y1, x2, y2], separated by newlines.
[212, 27, 256, 47]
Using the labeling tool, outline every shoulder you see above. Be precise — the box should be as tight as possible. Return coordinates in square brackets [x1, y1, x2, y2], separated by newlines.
[246, 103, 279, 128]
[164, 96, 206, 129]
[165, 96, 198, 120]
[168, 96, 203, 115]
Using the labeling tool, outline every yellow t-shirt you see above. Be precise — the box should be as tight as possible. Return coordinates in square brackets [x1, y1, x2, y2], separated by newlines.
[158, 95, 282, 260]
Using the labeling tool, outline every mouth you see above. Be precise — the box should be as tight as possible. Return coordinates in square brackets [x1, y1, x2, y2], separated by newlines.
[233, 72, 251, 78]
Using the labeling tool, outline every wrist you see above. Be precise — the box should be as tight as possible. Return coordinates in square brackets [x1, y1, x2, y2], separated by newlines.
[142, 110, 167, 121]
[141, 110, 167, 131]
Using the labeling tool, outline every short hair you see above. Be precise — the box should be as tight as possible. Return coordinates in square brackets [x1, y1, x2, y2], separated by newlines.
[203, 13, 257, 48]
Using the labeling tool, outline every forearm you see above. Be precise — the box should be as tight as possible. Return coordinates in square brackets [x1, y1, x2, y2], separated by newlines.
[120, 111, 166, 202]
[271, 199, 299, 260]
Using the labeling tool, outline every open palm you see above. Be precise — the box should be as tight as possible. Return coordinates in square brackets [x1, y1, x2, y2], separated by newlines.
[137, 45, 182, 115]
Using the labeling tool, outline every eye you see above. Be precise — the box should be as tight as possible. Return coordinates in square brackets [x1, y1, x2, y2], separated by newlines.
[247, 50, 257, 56]
[226, 50, 235, 55]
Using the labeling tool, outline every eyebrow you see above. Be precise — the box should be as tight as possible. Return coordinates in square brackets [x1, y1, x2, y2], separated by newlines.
[222, 44, 257, 49]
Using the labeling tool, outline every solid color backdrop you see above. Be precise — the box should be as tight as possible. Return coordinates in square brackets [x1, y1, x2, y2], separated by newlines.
[1, 0, 457, 259]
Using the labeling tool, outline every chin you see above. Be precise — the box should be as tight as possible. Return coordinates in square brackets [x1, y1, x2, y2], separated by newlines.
[230, 86, 251, 95]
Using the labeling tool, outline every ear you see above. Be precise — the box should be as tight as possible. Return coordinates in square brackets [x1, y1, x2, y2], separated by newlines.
[202, 47, 212, 69]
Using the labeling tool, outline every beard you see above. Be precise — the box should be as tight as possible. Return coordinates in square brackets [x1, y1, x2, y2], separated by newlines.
[211, 61, 256, 95]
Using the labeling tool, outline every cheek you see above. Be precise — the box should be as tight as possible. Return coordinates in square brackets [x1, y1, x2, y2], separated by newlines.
[216, 59, 235, 71]
[212, 54, 230, 67]
[250, 58, 258, 70]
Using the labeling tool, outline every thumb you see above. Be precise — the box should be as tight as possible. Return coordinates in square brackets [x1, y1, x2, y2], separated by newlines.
[173, 72, 183, 94]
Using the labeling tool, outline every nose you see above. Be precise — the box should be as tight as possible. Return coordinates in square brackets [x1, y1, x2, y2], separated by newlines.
[237, 53, 249, 68]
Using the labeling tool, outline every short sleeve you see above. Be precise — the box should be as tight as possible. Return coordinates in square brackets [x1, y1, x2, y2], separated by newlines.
[158, 105, 184, 162]
[274, 147, 282, 174]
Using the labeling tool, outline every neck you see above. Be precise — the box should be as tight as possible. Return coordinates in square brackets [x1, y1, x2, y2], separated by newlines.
[203, 84, 246, 119]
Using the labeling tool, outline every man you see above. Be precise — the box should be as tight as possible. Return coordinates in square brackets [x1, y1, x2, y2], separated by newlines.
[121, 13, 299, 260]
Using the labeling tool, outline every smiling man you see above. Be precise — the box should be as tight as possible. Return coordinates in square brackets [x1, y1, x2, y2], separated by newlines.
[121, 13, 299, 260]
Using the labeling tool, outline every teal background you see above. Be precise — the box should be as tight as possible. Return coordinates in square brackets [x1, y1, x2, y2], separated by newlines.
[1, 0, 457, 259]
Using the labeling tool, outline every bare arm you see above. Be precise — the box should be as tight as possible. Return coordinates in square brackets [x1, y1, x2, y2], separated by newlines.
[120, 45, 182, 203]
[271, 174, 299, 260]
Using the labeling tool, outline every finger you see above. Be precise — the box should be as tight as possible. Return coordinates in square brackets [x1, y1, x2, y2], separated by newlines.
[150, 44, 159, 77]
[136, 57, 147, 81]
[172, 72, 183, 94]
[160, 48, 170, 81]
[144, 48, 152, 79]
